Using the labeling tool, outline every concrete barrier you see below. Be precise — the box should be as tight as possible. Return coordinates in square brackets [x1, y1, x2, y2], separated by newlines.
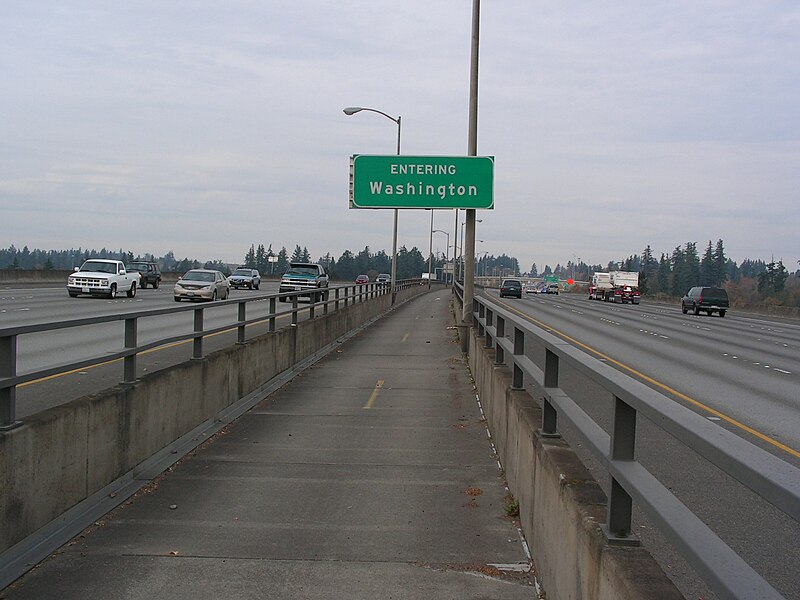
[0, 285, 430, 561]
[466, 328, 682, 600]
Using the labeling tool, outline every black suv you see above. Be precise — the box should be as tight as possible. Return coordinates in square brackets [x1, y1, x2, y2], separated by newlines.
[681, 287, 729, 317]
[127, 262, 162, 289]
[499, 279, 522, 298]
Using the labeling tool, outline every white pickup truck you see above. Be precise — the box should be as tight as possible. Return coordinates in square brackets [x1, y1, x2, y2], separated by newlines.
[67, 259, 138, 298]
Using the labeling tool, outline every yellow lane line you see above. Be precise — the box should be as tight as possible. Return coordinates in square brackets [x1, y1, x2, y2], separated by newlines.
[401, 333, 409, 343]
[364, 380, 385, 409]
[500, 300, 800, 460]
[19, 312, 292, 388]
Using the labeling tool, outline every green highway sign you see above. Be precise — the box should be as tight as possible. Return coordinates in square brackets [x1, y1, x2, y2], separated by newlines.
[544, 275, 559, 283]
[350, 155, 494, 209]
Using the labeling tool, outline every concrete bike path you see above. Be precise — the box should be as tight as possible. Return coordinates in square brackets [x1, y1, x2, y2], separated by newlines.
[3, 289, 538, 599]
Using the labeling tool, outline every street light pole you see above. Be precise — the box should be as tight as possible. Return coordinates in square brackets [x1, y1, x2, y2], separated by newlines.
[432, 229, 450, 285]
[343, 106, 401, 303]
[427, 210, 434, 289]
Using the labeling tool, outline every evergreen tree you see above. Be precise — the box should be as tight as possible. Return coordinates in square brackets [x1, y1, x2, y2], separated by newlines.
[529, 262, 538, 277]
[713, 239, 727, 286]
[255, 244, 267, 273]
[277, 247, 289, 272]
[656, 253, 670, 295]
[244, 245, 256, 267]
[701, 241, 715, 285]
[290, 245, 304, 262]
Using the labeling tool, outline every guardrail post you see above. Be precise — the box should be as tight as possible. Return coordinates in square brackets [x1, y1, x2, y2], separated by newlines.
[512, 327, 524, 389]
[323, 289, 329, 315]
[335, 287, 340, 311]
[123, 317, 137, 383]
[309, 293, 316, 320]
[291, 296, 298, 325]
[477, 303, 486, 337]
[237, 301, 246, 344]
[606, 396, 638, 544]
[540, 349, 560, 437]
[484, 308, 493, 349]
[269, 297, 276, 332]
[192, 308, 204, 359]
[495, 316, 505, 364]
[0, 334, 20, 430]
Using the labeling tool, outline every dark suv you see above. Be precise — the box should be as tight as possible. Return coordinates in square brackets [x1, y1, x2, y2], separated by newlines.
[499, 279, 522, 298]
[681, 287, 729, 317]
[127, 262, 162, 289]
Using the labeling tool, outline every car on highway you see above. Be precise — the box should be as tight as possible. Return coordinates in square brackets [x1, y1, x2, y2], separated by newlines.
[681, 286, 729, 317]
[546, 283, 559, 295]
[127, 261, 162, 289]
[524, 282, 539, 294]
[376, 273, 391, 284]
[229, 267, 261, 290]
[355, 274, 369, 285]
[174, 269, 230, 302]
[499, 278, 522, 298]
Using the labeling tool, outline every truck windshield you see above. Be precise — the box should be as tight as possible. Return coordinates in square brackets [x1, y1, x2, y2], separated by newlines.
[287, 267, 318, 276]
[80, 261, 117, 274]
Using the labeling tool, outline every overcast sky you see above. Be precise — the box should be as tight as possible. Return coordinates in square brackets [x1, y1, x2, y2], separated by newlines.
[2, 1, 798, 271]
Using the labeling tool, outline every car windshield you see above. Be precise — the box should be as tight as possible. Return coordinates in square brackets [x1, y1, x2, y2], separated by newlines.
[233, 269, 252, 276]
[287, 267, 318, 276]
[183, 271, 215, 282]
[80, 261, 117, 274]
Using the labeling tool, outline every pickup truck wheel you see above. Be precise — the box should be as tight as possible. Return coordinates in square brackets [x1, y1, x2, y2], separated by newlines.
[68, 291, 78, 298]
[254, 282, 259, 290]
[140, 280, 147, 289]
[174, 296, 181, 302]
[719, 310, 726, 318]
[681, 305, 688, 314]
[127, 282, 136, 298]
[153, 280, 159, 289]
[108, 284, 117, 299]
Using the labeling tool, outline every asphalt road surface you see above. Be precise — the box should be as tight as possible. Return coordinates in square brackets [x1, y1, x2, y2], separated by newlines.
[481, 289, 800, 600]
[0, 283, 335, 418]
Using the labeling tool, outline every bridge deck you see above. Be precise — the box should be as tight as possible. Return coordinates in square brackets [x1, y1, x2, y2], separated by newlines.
[4, 289, 537, 599]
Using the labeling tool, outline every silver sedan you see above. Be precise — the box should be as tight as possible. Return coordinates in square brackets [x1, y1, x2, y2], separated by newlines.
[174, 269, 230, 302]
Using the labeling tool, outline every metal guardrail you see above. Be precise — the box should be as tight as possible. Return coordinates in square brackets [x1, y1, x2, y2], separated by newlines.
[470, 294, 799, 600]
[0, 280, 422, 430]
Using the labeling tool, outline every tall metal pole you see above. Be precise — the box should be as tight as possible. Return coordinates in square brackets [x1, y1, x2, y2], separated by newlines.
[462, 0, 480, 324]
[453, 209, 459, 282]
[427, 209, 434, 288]
[391, 116, 401, 303]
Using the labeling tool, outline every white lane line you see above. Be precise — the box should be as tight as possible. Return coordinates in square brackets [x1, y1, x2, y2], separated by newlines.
[775, 369, 792, 374]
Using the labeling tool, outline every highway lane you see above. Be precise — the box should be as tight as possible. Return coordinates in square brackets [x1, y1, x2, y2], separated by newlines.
[487, 290, 800, 459]
[0, 283, 334, 418]
[480, 289, 800, 599]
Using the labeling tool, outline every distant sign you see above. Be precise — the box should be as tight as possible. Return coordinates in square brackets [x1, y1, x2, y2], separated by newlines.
[544, 275, 558, 283]
[267, 256, 278, 263]
[350, 155, 494, 209]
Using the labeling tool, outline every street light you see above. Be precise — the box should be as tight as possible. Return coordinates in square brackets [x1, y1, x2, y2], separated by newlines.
[432, 229, 450, 285]
[343, 106, 401, 302]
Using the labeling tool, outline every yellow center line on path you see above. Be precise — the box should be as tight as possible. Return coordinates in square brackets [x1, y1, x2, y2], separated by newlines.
[401, 333, 409, 343]
[498, 300, 800, 460]
[20, 312, 293, 388]
[364, 380, 385, 409]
